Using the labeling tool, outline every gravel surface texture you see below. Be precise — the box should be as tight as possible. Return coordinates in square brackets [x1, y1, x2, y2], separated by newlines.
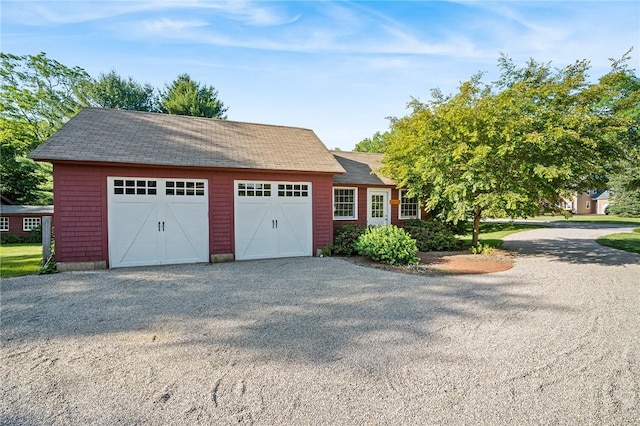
[1, 223, 639, 425]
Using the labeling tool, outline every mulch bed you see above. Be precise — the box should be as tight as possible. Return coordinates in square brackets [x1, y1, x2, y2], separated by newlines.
[342, 249, 515, 276]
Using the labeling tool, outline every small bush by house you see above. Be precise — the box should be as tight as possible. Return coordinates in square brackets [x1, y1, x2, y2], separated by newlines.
[332, 224, 366, 255]
[356, 225, 419, 265]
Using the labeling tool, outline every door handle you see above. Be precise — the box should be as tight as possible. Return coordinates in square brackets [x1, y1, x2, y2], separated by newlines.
[162, 221, 165, 231]
[275, 219, 278, 229]
[272, 219, 275, 229]
[158, 221, 161, 231]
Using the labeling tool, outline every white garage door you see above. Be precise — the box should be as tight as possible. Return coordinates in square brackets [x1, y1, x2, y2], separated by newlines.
[234, 181, 312, 260]
[108, 177, 209, 268]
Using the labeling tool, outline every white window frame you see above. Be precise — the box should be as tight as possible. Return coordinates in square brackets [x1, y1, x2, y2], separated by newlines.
[23, 217, 41, 231]
[586, 201, 591, 210]
[0, 217, 8, 232]
[398, 189, 421, 220]
[333, 187, 358, 220]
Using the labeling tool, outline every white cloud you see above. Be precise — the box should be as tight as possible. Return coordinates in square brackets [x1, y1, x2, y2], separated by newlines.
[139, 18, 209, 33]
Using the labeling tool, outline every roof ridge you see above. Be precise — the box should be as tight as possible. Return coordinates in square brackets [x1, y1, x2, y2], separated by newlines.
[81, 107, 315, 132]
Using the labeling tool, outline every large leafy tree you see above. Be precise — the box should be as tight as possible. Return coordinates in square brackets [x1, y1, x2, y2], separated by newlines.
[599, 50, 640, 214]
[88, 70, 158, 111]
[0, 52, 91, 203]
[160, 74, 227, 118]
[381, 56, 632, 247]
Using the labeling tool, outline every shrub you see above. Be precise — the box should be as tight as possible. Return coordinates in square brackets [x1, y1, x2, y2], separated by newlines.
[469, 242, 493, 255]
[333, 224, 366, 255]
[356, 225, 419, 265]
[402, 220, 461, 251]
[0, 234, 26, 244]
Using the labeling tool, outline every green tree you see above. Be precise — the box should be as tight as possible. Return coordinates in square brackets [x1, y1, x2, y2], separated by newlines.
[381, 56, 632, 247]
[599, 50, 640, 212]
[354, 130, 389, 153]
[609, 163, 640, 217]
[1, 52, 91, 203]
[88, 70, 158, 111]
[160, 74, 227, 118]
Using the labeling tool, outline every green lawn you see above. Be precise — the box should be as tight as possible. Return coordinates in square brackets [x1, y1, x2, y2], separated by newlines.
[459, 222, 545, 248]
[525, 214, 640, 226]
[0, 244, 42, 278]
[596, 228, 640, 254]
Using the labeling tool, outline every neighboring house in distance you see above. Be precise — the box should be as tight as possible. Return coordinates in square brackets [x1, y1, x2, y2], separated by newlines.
[331, 151, 423, 230]
[0, 205, 54, 238]
[565, 189, 611, 215]
[29, 108, 345, 271]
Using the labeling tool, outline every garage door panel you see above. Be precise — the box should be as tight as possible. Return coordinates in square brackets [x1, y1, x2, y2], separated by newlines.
[234, 181, 312, 260]
[276, 202, 312, 257]
[108, 177, 209, 268]
[235, 200, 273, 260]
[164, 201, 208, 264]
[109, 199, 160, 267]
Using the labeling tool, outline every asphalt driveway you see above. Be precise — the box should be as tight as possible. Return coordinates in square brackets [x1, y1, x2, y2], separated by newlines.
[1, 224, 639, 425]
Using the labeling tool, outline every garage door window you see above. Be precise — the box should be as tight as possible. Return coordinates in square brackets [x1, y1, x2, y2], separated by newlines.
[113, 179, 157, 195]
[278, 183, 308, 197]
[238, 183, 271, 197]
[166, 181, 205, 196]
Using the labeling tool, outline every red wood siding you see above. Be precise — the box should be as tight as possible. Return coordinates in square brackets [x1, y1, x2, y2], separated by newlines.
[52, 163, 334, 265]
[0, 213, 52, 237]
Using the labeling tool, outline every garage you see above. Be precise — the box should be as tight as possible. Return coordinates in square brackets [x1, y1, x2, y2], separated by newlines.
[234, 181, 312, 260]
[29, 108, 344, 270]
[108, 177, 209, 268]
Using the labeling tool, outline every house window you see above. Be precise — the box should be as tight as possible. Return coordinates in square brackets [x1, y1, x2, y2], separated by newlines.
[586, 201, 591, 210]
[333, 187, 357, 219]
[399, 190, 420, 220]
[0, 217, 8, 232]
[23, 217, 41, 231]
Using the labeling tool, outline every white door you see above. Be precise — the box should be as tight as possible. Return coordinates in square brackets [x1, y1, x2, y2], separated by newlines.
[108, 178, 209, 268]
[234, 181, 312, 260]
[367, 188, 391, 227]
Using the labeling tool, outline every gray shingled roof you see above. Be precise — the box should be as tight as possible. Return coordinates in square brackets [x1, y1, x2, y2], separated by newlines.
[29, 108, 345, 174]
[331, 151, 395, 186]
[592, 190, 610, 200]
[0, 205, 54, 215]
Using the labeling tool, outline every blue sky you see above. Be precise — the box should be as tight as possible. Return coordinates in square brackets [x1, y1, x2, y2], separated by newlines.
[2, 1, 639, 150]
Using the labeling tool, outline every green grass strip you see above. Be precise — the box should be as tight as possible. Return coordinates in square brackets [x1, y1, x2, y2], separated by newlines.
[596, 232, 640, 254]
[0, 243, 42, 278]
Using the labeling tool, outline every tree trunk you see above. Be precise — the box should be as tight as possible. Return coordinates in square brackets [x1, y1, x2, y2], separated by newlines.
[472, 207, 482, 248]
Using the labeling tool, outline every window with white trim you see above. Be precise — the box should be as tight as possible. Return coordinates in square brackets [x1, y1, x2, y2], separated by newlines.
[166, 180, 205, 196]
[333, 187, 357, 219]
[399, 190, 420, 219]
[278, 183, 309, 197]
[586, 201, 591, 210]
[237, 182, 271, 197]
[23, 217, 41, 231]
[0, 217, 8, 232]
[113, 179, 157, 195]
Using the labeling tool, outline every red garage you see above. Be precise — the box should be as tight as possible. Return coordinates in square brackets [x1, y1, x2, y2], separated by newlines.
[29, 108, 345, 271]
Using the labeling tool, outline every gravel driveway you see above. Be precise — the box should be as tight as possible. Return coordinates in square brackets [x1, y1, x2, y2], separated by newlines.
[1, 224, 639, 425]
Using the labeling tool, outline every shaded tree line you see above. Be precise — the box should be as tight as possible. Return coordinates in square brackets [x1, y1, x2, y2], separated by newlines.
[1, 52, 228, 204]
